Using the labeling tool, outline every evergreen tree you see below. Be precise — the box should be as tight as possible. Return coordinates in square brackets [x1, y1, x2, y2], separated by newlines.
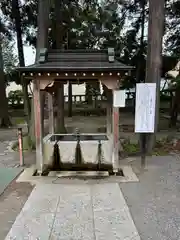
[0, 18, 12, 127]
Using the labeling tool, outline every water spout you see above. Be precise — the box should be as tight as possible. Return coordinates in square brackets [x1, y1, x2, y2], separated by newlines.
[52, 141, 61, 170]
[97, 140, 102, 170]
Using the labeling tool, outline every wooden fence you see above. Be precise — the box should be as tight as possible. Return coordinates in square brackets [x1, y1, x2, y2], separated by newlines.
[64, 94, 107, 103]
[8, 90, 170, 109]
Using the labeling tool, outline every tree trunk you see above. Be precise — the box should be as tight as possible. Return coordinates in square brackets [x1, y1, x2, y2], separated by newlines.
[85, 83, 93, 104]
[12, 0, 31, 132]
[36, 0, 50, 61]
[0, 35, 11, 127]
[55, 84, 66, 133]
[29, 0, 50, 143]
[138, 0, 146, 150]
[92, 81, 100, 109]
[135, 0, 146, 83]
[169, 89, 180, 128]
[54, 0, 66, 133]
[145, 0, 165, 152]
[68, 81, 72, 117]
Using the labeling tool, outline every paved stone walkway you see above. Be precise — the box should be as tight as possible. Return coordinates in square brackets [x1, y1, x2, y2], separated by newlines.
[5, 183, 140, 240]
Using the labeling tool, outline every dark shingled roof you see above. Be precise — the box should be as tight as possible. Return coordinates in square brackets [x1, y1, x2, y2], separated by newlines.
[18, 49, 134, 73]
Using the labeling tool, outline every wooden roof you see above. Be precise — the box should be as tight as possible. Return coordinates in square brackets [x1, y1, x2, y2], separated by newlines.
[18, 48, 133, 74]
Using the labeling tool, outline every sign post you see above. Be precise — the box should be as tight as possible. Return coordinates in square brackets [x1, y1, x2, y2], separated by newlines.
[135, 83, 156, 168]
[18, 128, 24, 166]
[112, 89, 126, 173]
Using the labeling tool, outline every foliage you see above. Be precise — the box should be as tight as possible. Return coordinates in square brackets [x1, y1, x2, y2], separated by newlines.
[2, 37, 18, 84]
[0, 0, 180, 90]
[8, 89, 24, 104]
[165, 0, 180, 56]
[0, 8, 18, 84]
[122, 142, 140, 154]
[122, 138, 172, 156]
[12, 135, 36, 151]
[13, 0, 127, 51]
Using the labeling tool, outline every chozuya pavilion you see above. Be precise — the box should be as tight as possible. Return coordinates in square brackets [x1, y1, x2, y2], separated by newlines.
[18, 48, 133, 176]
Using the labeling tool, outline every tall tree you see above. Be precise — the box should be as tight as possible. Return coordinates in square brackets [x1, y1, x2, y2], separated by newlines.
[145, 0, 165, 151]
[12, 0, 31, 132]
[135, 0, 146, 83]
[0, 20, 11, 127]
[2, 37, 18, 78]
[53, 0, 66, 133]
[30, 0, 50, 144]
[165, 0, 180, 56]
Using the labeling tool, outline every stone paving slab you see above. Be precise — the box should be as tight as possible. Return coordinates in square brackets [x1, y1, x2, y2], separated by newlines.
[5, 183, 140, 240]
[92, 184, 140, 240]
[6, 212, 55, 240]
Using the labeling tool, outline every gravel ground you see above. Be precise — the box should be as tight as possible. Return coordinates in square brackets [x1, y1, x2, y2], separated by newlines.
[120, 155, 180, 240]
[0, 127, 35, 168]
[0, 128, 35, 239]
[0, 180, 33, 239]
[1, 128, 180, 239]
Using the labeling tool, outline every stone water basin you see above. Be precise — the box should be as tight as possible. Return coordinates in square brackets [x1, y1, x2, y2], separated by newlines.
[49, 134, 108, 142]
[43, 133, 112, 166]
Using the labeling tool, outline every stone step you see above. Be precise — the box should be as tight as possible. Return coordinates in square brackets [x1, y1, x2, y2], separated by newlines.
[48, 170, 109, 178]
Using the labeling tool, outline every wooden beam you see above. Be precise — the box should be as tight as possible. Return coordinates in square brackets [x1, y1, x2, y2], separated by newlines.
[112, 84, 121, 172]
[106, 103, 112, 136]
[40, 91, 45, 137]
[101, 78, 120, 171]
[22, 73, 128, 81]
[101, 78, 120, 90]
[33, 0, 50, 171]
[39, 79, 54, 90]
[68, 82, 72, 117]
[48, 92, 54, 134]
[106, 90, 112, 136]
[112, 105, 119, 172]
[33, 80, 43, 174]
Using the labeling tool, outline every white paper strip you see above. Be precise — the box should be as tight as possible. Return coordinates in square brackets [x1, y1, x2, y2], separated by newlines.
[113, 90, 126, 107]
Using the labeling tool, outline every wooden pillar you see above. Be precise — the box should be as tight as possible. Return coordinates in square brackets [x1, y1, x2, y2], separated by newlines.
[40, 91, 45, 137]
[68, 81, 72, 117]
[48, 92, 54, 134]
[106, 89, 113, 136]
[100, 78, 120, 172]
[112, 94, 119, 172]
[33, 80, 43, 174]
[106, 104, 112, 136]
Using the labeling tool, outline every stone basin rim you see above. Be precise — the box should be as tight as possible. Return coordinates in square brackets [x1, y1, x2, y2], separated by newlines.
[48, 134, 109, 142]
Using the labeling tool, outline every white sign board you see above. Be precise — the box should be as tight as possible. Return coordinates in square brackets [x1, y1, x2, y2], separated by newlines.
[113, 90, 126, 107]
[135, 83, 156, 133]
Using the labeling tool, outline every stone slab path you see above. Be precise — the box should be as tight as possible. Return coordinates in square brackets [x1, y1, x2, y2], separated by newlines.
[5, 183, 140, 240]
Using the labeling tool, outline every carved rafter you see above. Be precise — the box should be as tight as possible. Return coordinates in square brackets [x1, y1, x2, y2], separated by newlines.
[167, 60, 180, 79]
[101, 78, 120, 90]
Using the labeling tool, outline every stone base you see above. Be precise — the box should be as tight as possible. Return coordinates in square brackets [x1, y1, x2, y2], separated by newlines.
[48, 171, 109, 178]
[16, 164, 139, 184]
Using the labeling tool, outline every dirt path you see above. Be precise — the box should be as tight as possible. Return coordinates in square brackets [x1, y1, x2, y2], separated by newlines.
[0, 128, 34, 239]
[0, 180, 33, 239]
